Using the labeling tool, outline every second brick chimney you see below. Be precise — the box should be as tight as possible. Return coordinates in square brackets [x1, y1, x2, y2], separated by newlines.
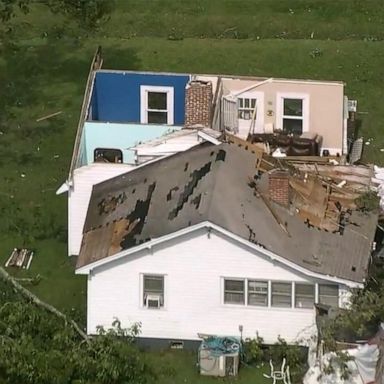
[268, 170, 290, 207]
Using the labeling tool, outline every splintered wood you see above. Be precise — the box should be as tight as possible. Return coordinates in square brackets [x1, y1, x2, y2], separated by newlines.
[5, 248, 34, 269]
[224, 133, 274, 172]
[288, 165, 374, 231]
[290, 175, 340, 232]
[227, 133, 374, 232]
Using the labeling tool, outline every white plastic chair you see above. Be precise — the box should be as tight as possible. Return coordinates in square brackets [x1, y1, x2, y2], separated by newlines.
[263, 358, 291, 384]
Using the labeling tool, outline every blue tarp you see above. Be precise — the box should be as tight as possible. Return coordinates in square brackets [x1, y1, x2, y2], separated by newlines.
[199, 336, 242, 357]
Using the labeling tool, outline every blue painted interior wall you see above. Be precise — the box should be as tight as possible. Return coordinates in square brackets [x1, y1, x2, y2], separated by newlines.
[82, 122, 181, 165]
[90, 71, 190, 124]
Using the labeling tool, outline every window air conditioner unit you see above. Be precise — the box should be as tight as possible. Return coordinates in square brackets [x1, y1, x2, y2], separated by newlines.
[145, 295, 161, 309]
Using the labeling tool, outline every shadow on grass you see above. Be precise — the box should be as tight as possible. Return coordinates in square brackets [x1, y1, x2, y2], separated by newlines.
[0, 39, 141, 127]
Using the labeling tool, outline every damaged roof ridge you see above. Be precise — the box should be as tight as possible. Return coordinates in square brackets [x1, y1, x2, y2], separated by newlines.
[91, 143, 218, 197]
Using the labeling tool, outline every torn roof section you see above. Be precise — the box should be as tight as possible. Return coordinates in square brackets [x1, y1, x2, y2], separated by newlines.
[130, 128, 222, 164]
[78, 143, 377, 283]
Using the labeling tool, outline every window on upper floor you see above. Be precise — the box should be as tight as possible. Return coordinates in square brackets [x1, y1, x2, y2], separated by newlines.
[94, 148, 123, 163]
[224, 279, 245, 305]
[295, 283, 315, 309]
[143, 275, 164, 309]
[318, 284, 339, 307]
[271, 282, 292, 308]
[140, 85, 174, 125]
[238, 98, 257, 120]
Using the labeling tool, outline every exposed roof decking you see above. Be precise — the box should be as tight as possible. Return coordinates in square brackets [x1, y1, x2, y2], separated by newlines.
[78, 144, 376, 283]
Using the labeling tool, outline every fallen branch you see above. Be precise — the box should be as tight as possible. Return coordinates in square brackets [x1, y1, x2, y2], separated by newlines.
[36, 110, 62, 122]
[0, 266, 89, 344]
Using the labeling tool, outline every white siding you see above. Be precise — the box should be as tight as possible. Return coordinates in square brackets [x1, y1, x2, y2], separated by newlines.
[68, 163, 134, 256]
[86, 229, 346, 345]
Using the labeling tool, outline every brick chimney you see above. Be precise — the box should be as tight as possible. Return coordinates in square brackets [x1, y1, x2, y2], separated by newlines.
[268, 170, 290, 207]
[185, 80, 213, 128]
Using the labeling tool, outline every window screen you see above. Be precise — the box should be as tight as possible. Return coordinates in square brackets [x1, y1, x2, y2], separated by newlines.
[295, 284, 315, 309]
[248, 280, 268, 306]
[271, 282, 292, 307]
[224, 279, 245, 304]
[319, 284, 338, 307]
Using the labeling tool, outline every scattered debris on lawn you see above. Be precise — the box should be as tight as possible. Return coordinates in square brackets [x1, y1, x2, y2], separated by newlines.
[14, 274, 42, 285]
[5, 248, 34, 269]
[36, 110, 62, 122]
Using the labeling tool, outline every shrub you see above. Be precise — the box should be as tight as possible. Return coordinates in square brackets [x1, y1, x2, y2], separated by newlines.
[243, 333, 264, 365]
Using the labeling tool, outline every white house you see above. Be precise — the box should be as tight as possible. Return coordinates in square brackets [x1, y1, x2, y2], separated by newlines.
[58, 49, 357, 260]
[76, 143, 376, 346]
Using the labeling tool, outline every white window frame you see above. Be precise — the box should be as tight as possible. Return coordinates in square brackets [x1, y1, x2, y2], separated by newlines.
[247, 280, 269, 307]
[294, 282, 316, 309]
[140, 85, 174, 125]
[271, 281, 293, 308]
[238, 97, 257, 120]
[276, 92, 309, 133]
[223, 278, 245, 305]
[141, 273, 166, 309]
[318, 283, 339, 308]
[236, 91, 265, 133]
[221, 278, 339, 309]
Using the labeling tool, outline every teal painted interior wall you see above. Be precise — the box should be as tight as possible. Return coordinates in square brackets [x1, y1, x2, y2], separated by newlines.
[83, 122, 181, 165]
[77, 130, 88, 168]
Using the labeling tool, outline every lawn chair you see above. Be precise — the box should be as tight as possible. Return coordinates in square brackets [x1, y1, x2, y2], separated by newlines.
[263, 358, 291, 384]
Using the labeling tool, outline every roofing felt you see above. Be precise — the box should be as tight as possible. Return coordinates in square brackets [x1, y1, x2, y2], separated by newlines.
[78, 143, 377, 283]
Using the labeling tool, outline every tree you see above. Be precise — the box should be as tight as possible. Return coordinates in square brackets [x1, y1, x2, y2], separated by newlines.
[0, 272, 155, 384]
[0, 0, 115, 28]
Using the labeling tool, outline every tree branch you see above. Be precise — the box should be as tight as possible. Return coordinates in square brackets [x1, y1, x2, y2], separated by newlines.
[0, 266, 90, 344]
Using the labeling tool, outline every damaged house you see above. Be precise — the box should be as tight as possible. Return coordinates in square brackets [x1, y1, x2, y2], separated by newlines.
[76, 143, 377, 346]
[57, 50, 375, 346]
[58, 49, 358, 260]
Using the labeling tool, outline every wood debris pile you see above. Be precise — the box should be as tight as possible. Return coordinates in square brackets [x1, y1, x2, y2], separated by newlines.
[5, 248, 34, 269]
[287, 164, 373, 232]
[226, 133, 376, 233]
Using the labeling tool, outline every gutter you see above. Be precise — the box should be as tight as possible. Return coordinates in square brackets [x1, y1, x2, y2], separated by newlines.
[76, 221, 364, 288]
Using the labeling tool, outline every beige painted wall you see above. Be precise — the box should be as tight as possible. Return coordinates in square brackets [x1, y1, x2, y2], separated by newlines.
[244, 80, 345, 154]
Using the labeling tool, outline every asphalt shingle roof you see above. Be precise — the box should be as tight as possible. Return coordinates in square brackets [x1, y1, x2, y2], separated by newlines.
[78, 143, 377, 283]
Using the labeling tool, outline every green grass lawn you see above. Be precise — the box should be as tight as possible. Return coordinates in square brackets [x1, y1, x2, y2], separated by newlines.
[11, 0, 384, 41]
[147, 350, 269, 384]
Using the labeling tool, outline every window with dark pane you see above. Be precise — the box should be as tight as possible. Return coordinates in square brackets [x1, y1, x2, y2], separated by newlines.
[295, 284, 315, 308]
[148, 92, 167, 110]
[271, 282, 292, 307]
[148, 111, 168, 124]
[94, 148, 123, 163]
[143, 275, 164, 306]
[224, 279, 245, 304]
[319, 284, 338, 307]
[248, 280, 268, 306]
[283, 118, 303, 135]
[284, 99, 303, 117]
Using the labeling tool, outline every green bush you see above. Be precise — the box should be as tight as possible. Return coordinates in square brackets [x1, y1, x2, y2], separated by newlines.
[266, 336, 307, 383]
[243, 333, 264, 365]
